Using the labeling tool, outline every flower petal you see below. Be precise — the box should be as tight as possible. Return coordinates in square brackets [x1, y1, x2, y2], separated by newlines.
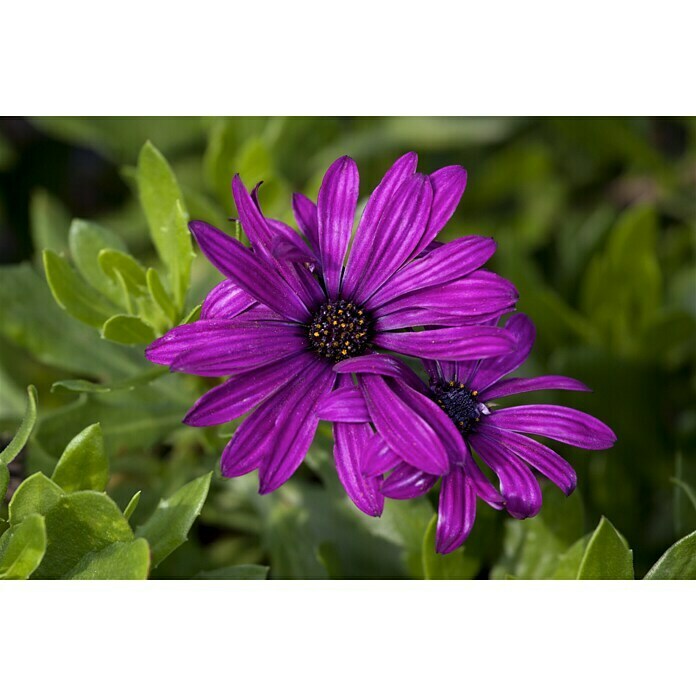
[316, 156, 359, 299]
[480, 375, 590, 401]
[200, 279, 257, 320]
[486, 405, 616, 450]
[367, 236, 497, 309]
[342, 152, 418, 299]
[373, 325, 515, 361]
[292, 192, 320, 253]
[374, 306, 509, 331]
[334, 420, 384, 516]
[316, 385, 370, 423]
[334, 354, 428, 394]
[469, 432, 542, 519]
[361, 432, 402, 477]
[436, 465, 477, 554]
[415, 165, 468, 256]
[189, 221, 309, 322]
[478, 424, 577, 495]
[359, 374, 448, 475]
[381, 463, 438, 500]
[351, 174, 433, 303]
[464, 313, 535, 391]
[184, 353, 313, 426]
[151, 321, 307, 377]
[258, 362, 337, 493]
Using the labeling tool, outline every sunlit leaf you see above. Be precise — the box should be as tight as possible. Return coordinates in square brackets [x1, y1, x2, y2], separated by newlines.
[577, 517, 634, 580]
[644, 530, 696, 580]
[102, 315, 157, 345]
[0, 514, 47, 580]
[66, 538, 150, 580]
[51, 423, 109, 493]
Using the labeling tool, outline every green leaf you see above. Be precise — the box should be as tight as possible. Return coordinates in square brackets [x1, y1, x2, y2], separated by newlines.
[51, 423, 109, 493]
[195, 564, 269, 580]
[51, 366, 168, 394]
[551, 534, 591, 579]
[137, 142, 193, 310]
[98, 248, 148, 296]
[123, 491, 141, 521]
[9, 473, 64, 525]
[0, 467, 8, 505]
[0, 385, 38, 468]
[422, 515, 481, 580]
[644, 531, 696, 580]
[69, 220, 127, 304]
[102, 315, 157, 345]
[146, 268, 177, 324]
[0, 514, 47, 579]
[43, 249, 118, 328]
[30, 189, 70, 261]
[66, 539, 150, 580]
[33, 491, 133, 579]
[577, 517, 634, 580]
[136, 472, 212, 568]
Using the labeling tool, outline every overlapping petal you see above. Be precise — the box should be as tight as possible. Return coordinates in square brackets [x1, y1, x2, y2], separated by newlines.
[436, 465, 477, 554]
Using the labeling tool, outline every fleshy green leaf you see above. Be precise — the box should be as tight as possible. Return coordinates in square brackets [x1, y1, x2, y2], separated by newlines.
[51, 423, 109, 493]
[577, 517, 634, 580]
[644, 531, 696, 580]
[422, 515, 481, 579]
[146, 268, 177, 324]
[0, 514, 47, 580]
[66, 539, 150, 580]
[123, 491, 141, 521]
[136, 472, 212, 568]
[551, 534, 591, 579]
[195, 564, 269, 580]
[43, 249, 119, 328]
[69, 220, 127, 304]
[98, 248, 148, 296]
[102, 315, 157, 345]
[137, 142, 193, 310]
[51, 366, 168, 394]
[33, 491, 133, 579]
[0, 385, 38, 469]
[9, 473, 64, 525]
[30, 189, 70, 261]
[0, 467, 8, 505]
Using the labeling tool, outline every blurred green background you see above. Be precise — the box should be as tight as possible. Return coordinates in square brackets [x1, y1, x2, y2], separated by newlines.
[0, 116, 694, 579]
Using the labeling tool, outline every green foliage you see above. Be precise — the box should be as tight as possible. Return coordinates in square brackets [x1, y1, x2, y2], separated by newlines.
[577, 517, 634, 579]
[136, 472, 212, 569]
[0, 514, 47, 579]
[644, 531, 696, 580]
[52, 423, 109, 492]
[67, 539, 150, 580]
[0, 387, 38, 490]
[195, 564, 269, 580]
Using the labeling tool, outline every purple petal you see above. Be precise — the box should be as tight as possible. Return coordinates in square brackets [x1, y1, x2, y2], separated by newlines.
[480, 375, 590, 401]
[350, 174, 433, 303]
[367, 236, 497, 309]
[316, 156, 359, 299]
[333, 354, 428, 394]
[373, 325, 515, 361]
[469, 433, 542, 519]
[189, 221, 309, 322]
[478, 424, 577, 495]
[486, 405, 616, 450]
[464, 313, 535, 391]
[374, 306, 510, 331]
[184, 353, 313, 426]
[436, 465, 477, 554]
[359, 374, 448, 475]
[151, 321, 308, 377]
[375, 270, 518, 321]
[200, 279, 257, 320]
[415, 165, 468, 256]
[361, 432, 402, 477]
[292, 192, 320, 253]
[316, 385, 370, 423]
[381, 463, 438, 500]
[334, 421, 384, 517]
[460, 444, 505, 509]
[258, 362, 337, 493]
[342, 152, 418, 299]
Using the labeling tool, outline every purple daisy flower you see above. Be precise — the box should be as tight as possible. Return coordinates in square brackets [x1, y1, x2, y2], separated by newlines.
[146, 153, 519, 515]
[317, 313, 616, 551]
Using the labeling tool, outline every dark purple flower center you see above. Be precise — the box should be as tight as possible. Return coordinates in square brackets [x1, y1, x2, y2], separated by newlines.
[308, 299, 372, 362]
[430, 380, 482, 436]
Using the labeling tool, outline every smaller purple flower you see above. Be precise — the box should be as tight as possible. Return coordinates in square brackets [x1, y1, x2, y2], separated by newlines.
[318, 314, 616, 553]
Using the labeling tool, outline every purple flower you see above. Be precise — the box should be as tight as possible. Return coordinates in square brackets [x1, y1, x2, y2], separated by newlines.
[146, 153, 518, 515]
[317, 314, 616, 551]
